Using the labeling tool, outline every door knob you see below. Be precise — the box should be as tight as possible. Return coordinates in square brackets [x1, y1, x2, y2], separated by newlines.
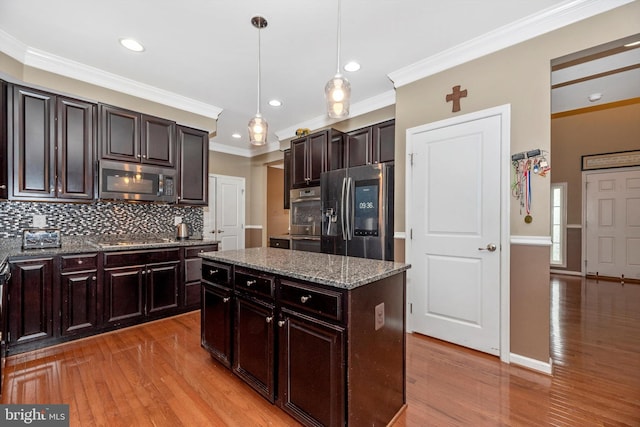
[217, 230, 224, 233]
[478, 243, 497, 252]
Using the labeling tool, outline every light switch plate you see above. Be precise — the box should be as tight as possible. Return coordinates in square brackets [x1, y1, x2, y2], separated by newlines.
[375, 302, 385, 330]
[32, 214, 47, 228]
[174, 216, 183, 226]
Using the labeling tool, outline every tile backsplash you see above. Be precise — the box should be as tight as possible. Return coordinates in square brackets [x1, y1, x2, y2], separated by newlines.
[0, 201, 203, 239]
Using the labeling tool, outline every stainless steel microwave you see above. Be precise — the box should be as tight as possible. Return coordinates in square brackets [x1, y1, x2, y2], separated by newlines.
[99, 159, 176, 203]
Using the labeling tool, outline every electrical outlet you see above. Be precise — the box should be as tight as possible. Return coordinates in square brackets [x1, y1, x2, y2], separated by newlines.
[374, 302, 385, 331]
[32, 214, 47, 228]
[174, 216, 183, 225]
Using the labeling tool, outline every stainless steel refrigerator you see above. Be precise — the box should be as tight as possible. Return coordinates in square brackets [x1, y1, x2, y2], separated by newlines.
[320, 163, 394, 261]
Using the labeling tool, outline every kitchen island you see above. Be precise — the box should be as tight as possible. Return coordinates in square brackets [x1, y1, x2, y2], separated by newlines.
[199, 247, 410, 427]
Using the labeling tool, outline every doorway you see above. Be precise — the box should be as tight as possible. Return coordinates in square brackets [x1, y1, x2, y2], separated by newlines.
[405, 104, 511, 361]
[204, 174, 245, 251]
[584, 167, 640, 280]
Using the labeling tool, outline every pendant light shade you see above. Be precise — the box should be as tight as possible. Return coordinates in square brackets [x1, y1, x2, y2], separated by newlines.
[248, 113, 268, 145]
[325, 0, 350, 119]
[325, 73, 351, 119]
[248, 16, 268, 146]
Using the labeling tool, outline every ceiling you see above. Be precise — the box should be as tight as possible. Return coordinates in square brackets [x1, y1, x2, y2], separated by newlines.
[0, 1, 637, 157]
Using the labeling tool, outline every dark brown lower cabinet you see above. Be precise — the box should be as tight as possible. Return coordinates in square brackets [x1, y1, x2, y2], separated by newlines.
[233, 296, 275, 403]
[60, 270, 98, 336]
[278, 311, 345, 427]
[103, 249, 180, 327]
[104, 266, 145, 324]
[200, 258, 406, 427]
[201, 282, 233, 368]
[8, 257, 54, 350]
[183, 245, 218, 309]
[59, 253, 99, 337]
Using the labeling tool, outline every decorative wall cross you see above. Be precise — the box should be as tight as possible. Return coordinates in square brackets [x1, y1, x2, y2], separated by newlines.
[446, 85, 468, 113]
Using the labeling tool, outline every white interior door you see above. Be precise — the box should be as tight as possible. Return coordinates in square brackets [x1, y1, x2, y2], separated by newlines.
[407, 109, 505, 356]
[585, 168, 640, 280]
[205, 174, 245, 251]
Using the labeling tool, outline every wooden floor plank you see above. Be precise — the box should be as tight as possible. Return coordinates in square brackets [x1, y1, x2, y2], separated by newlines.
[1, 275, 638, 426]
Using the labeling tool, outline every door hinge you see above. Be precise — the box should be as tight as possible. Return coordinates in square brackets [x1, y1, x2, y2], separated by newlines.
[409, 153, 414, 166]
[409, 303, 412, 314]
[410, 229, 413, 240]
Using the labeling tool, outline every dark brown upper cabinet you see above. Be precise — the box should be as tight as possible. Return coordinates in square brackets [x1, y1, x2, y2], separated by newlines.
[291, 129, 344, 188]
[346, 119, 395, 167]
[8, 85, 96, 201]
[57, 97, 97, 200]
[0, 81, 7, 199]
[100, 104, 176, 168]
[177, 125, 208, 205]
[283, 148, 291, 209]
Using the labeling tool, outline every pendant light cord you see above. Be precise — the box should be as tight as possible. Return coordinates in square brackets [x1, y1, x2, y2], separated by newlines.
[335, 0, 342, 74]
[257, 23, 262, 115]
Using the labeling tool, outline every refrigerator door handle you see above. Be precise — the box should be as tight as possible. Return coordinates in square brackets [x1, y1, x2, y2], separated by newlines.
[346, 177, 353, 240]
[341, 177, 348, 240]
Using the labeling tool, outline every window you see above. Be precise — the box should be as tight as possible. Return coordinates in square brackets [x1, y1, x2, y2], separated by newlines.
[550, 183, 567, 267]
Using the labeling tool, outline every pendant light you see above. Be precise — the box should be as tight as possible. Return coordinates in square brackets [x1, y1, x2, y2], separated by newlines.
[248, 16, 268, 146]
[325, 0, 351, 119]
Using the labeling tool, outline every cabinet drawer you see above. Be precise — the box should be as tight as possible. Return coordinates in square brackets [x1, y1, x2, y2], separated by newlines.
[60, 253, 98, 271]
[235, 269, 275, 299]
[202, 261, 232, 287]
[269, 238, 290, 249]
[104, 248, 179, 268]
[185, 245, 218, 258]
[280, 279, 343, 322]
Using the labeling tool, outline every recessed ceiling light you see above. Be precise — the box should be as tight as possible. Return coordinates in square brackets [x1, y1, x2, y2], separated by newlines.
[588, 93, 602, 102]
[268, 99, 282, 107]
[119, 38, 145, 52]
[624, 40, 640, 47]
[344, 61, 361, 72]
[231, 133, 242, 139]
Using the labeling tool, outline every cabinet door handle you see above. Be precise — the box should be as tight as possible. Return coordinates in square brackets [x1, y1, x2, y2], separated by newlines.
[92, 276, 97, 281]
[0, 184, 6, 189]
[300, 295, 312, 304]
[77, 259, 83, 264]
[223, 297, 230, 303]
[265, 316, 273, 324]
[277, 320, 285, 328]
[209, 269, 219, 275]
[246, 279, 257, 287]
[141, 270, 146, 275]
[147, 269, 152, 274]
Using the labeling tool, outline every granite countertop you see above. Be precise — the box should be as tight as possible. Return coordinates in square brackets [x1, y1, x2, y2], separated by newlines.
[0, 234, 220, 268]
[199, 247, 411, 290]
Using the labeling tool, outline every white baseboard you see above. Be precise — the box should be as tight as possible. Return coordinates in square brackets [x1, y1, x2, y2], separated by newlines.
[510, 353, 553, 375]
[550, 269, 583, 277]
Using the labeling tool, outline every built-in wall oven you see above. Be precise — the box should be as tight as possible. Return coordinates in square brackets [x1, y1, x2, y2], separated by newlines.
[289, 186, 321, 253]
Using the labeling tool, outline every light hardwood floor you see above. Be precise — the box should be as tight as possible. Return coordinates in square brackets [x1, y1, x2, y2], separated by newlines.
[2, 275, 639, 426]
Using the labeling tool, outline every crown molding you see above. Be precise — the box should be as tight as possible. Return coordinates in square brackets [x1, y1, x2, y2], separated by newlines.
[275, 90, 396, 141]
[0, 30, 222, 120]
[209, 139, 280, 158]
[388, 0, 635, 88]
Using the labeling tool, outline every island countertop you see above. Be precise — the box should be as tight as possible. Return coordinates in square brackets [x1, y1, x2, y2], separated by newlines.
[199, 247, 410, 290]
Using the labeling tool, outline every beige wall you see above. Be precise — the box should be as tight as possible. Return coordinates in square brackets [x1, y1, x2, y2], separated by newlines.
[395, 2, 640, 363]
[551, 100, 640, 224]
[267, 167, 289, 238]
[551, 99, 640, 273]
